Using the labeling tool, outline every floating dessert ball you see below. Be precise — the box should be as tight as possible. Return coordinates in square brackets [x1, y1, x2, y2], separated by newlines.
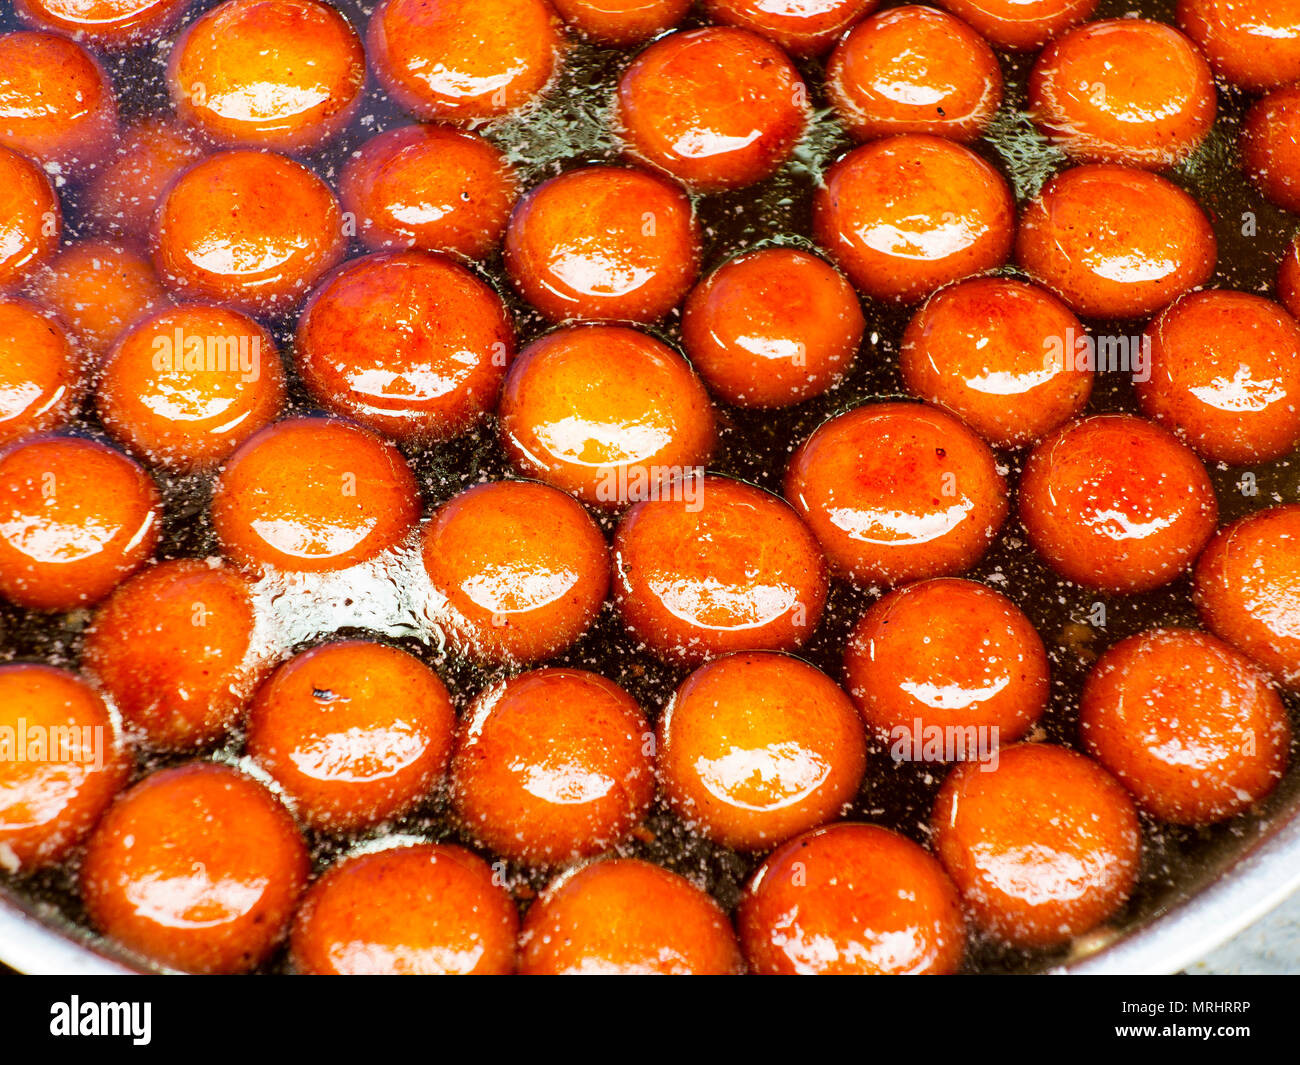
[703, 0, 880, 56]
[83, 119, 204, 244]
[551, 0, 691, 46]
[0, 146, 60, 289]
[1177, 0, 1300, 93]
[1242, 87, 1300, 215]
[0, 298, 80, 447]
[15, 0, 187, 48]
[932, 0, 1097, 51]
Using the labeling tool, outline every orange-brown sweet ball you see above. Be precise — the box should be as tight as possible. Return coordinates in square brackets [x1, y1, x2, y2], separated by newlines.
[1243, 88, 1300, 215]
[168, 0, 365, 153]
[1177, 0, 1300, 93]
[98, 304, 285, 472]
[784, 402, 1008, 588]
[1029, 19, 1216, 170]
[450, 668, 654, 865]
[814, 135, 1015, 304]
[339, 125, 519, 260]
[295, 251, 514, 444]
[844, 578, 1049, 749]
[1137, 290, 1300, 466]
[551, 0, 691, 47]
[612, 474, 828, 663]
[247, 641, 456, 833]
[615, 27, 808, 192]
[497, 325, 716, 508]
[1018, 414, 1218, 594]
[0, 664, 129, 871]
[1081, 628, 1290, 826]
[931, 743, 1141, 949]
[0, 298, 80, 447]
[681, 248, 864, 409]
[738, 823, 966, 974]
[0, 32, 117, 177]
[27, 240, 169, 359]
[368, 0, 563, 122]
[0, 147, 60, 289]
[657, 652, 867, 851]
[81, 559, 260, 751]
[901, 277, 1092, 450]
[83, 119, 204, 245]
[932, 0, 1097, 51]
[1016, 164, 1217, 320]
[703, 0, 879, 56]
[291, 844, 519, 975]
[520, 859, 743, 975]
[827, 6, 1003, 143]
[152, 150, 345, 315]
[422, 480, 610, 665]
[0, 436, 161, 611]
[1281, 233, 1300, 322]
[15, 0, 186, 49]
[1194, 505, 1300, 689]
[504, 165, 701, 324]
[211, 417, 421, 573]
[80, 763, 309, 974]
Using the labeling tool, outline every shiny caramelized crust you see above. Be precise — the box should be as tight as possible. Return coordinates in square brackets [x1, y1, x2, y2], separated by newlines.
[1243, 88, 1300, 215]
[1081, 628, 1290, 825]
[0, 298, 80, 446]
[83, 119, 204, 244]
[0, 664, 129, 870]
[520, 858, 743, 974]
[80, 763, 309, 974]
[1018, 413, 1218, 594]
[15, 0, 185, 48]
[931, 743, 1141, 948]
[551, 0, 691, 46]
[933, 0, 1097, 51]
[1177, 0, 1300, 93]
[703, 0, 879, 56]
[739, 823, 966, 974]
[0, 147, 60, 289]
[422, 480, 610, 665]
[784, 401, 1008, 587]
[613, 473, 828, 663]
[292, 844, 519, 975]
[450, 668, 654, 865]
[657, 652, 867, 851]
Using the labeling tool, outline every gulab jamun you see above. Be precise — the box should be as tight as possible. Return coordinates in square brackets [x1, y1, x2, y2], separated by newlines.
[0, 146, 60, 289]
[1242, 87, 1300, 215]
[0, 298, 80, 447]
[15, 0, 186, 49]
[82, 118, 204, 245]
[1177, 0, 1300, 93]
[933, 0, 1097, 51]
[550, 0, 691, 47]
[702, 0, 879, 57]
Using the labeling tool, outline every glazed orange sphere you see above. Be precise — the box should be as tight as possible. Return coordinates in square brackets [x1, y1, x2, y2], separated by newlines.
[1029, 19, 1215, 170]
[0, 146, 59, 289]
[901, 277, 1091, 450]
[211, 417, 421, 573]
[1177, 0, 1300, 93]
[1137, 290, 1300, 466]
[82, 559, 260, 751]
[1243, 88, 1300, 215]
[827, 6, 1002, 143]
[703, 0, 879, 56]
[1280, 232, 1300, 322]
[0, 664, 128, 870]
[80, 763, 308, 974]
[681, 248, 864, 408]
[1019, 414, 1217, 594]
[612, 474, 828, 663]
[0, 31, 116, 176]
[27, 240, 169, 359]
[1081, 628, 1290, 825]
[844, 578, 1049, 748]
[498, 325, 716, 507]
[1194, 505, 1300, 689]
[339, 125, 519, 260]
[450, 668, 654, 865]
[504, 166, 700, 323]
[247, 641, 456, 832]
[168, 0, 366, 153]
[15, 0, 186, 48]
[520, 859, 743, 975]
[1016, 164, 1217, 319]
[738, 823, 966, 975]
[932, 743, 1140, 948]
[98, 304, 285, 472]
[550, 0, 691, 46]
[0, 298, 80, 447]
[0, 436, 160, 611]
[291, 844, 519, 975]
[784, 402, 1008, 588]
[814, 136, 1015, 304]
[422, 480, 610, 665]
[295, 251, 514, 443]
[153, 150, 345, 315]
[657, 652, 867, 850]
[83, 119, 204, 245]
[368, 0, 562, 122]
[615, 27, 808, 192]
[933, 0, 1097, 51]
